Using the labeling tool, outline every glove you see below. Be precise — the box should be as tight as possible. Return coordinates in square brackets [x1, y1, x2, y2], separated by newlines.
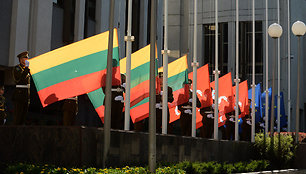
[25, 60, 30, 67]
[184, 109, 192, 114]
[121, 83, 126, 89]
[189, 98, 193, 103]
[155, 103, 161, 109]
[160, 91, 163, 96]
[260, 123, 265, 128]
[207, 114, 214, 118]
[246, 120, 251, 125]
[229, 118, 234, 122]
[114, 95, 124, 101]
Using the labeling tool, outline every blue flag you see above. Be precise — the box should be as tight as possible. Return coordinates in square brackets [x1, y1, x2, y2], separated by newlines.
[260, 88, 272, 129]
[248, 83, 262, 123]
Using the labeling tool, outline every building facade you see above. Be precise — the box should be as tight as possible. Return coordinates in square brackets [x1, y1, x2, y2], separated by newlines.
[0, 0, 305, 132]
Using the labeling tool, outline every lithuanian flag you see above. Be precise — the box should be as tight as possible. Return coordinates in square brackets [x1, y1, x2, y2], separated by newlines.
[29, 29, 120, 107]
[87, 44, 158, 122]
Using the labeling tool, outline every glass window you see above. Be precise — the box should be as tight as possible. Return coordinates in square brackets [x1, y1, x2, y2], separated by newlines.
[203, 23, 228, 79]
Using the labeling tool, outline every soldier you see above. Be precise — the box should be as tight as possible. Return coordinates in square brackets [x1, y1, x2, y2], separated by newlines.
[102, 69, 124, 130]
[155, 72, 174, 134]
[200, 105, 214, 138]
[62, 96, 78, 126]
[241, 99, 252, 141]
[178, 79, 201, 136]
[12, 51, 30, 125]
[0, 86, 7, 125]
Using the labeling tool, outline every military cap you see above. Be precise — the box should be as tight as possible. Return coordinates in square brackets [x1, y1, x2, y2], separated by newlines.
[17, 51, 29, 59]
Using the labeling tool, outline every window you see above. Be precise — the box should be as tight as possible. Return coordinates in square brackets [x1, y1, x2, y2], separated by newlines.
[239, 21, 263, 83]
[203, 23, 228, 79]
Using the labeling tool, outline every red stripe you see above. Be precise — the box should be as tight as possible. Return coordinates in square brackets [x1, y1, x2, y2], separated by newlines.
[95, 105, 105, 123]
[130, 102, 150, 123]
[130, 77, 159, 107]
[38, 67, 120, 107]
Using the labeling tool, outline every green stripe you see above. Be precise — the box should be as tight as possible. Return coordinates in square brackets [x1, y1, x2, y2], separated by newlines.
[129, 59, 158, 89]
[87, 88, 105, 109]
[130, 62, 150, 89]
[32, 47, 119, 91]
[168, 70, 188, 91]
[131, 97, 149, 109]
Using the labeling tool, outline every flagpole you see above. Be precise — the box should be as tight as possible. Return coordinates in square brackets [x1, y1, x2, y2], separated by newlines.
[162, 0, 169, 134]
[124, 0, 134, 131]
[213, 0, 220, 140]
[192, 0, 198, 138]
[148, 0, 157, 172]
[103, 0, 115, 168]
[251, 0, 256, 143]
[287, 0, 291, 132]
[234, 0, 240, 141]
[265, 0, 269, 136]
[277, 0, 281, 133]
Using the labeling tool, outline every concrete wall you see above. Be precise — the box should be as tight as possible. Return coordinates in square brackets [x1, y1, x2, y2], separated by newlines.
[0, 126, 253, 168]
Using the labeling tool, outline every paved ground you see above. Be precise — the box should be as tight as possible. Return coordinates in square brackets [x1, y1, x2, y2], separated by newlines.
[237, 169, 306, 173]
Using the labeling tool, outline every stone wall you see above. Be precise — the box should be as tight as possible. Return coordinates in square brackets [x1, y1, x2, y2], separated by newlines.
[0, 126, 304, 168]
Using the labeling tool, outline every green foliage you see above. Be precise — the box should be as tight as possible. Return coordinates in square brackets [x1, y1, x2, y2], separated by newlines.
[173, 160, 269, 174]
[4, 160, 270, 174]
[254, 133, 297, 168]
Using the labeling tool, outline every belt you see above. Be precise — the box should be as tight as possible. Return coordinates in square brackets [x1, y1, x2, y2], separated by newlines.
[111, 88, 123, 92]
[0, 108, 4, 111]
[16, 84, 30, 88]
[67, 97, 77, 100]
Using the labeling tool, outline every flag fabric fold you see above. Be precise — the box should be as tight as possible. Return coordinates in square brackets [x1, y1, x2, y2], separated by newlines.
[29, 29, 120, 107]
[233, 80, 249, 118]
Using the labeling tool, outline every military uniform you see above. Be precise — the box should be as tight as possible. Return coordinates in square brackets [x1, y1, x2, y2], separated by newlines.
[156, 86, 174, 134]
[178, 90, 201, 136]
[0, 95, 6, 125]
[103, 85, 125, 130]
[62, 96, 78, 125]
[12, 52, 30, 125]
[200, 106, 214, 138]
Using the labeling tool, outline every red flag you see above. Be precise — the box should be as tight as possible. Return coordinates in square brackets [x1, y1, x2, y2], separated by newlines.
[233, 80, 249, 118]
[169, 106, 203, 129]
[188, 64, 213, 108]
[210, 72, 235, 126]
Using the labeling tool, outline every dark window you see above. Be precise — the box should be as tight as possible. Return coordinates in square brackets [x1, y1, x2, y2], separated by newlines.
[53, 0, 64, 8]
[125, 0, 141, 53]
[203, 23, 228, 79]
[62, 0, 75, 43]
[84, 0, 96, 38]
[239, 21, 263, 83]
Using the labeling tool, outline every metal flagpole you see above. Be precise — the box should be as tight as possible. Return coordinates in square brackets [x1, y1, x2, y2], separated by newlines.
[265, 0, 269, 135]
[234, 0, 240, 141]
[251, 0, 256, 143]
[192, 0, 199, 137]
[162, 0, 169, 134]
[124, 0, 134, 131]
[287, 0, 291, 132]
[103, 0, 115, 168]
[148, 0, 157, 172]
[277, 0, 281, 133]
[213, 0, 219, 140]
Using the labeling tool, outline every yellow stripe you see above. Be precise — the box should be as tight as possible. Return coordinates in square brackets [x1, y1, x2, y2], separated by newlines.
[158, 55, 188, 78]
[120, 44, 151, 74]
[29, 29, 118, 75]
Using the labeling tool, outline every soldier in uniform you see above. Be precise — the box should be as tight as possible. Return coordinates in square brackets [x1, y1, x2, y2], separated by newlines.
[200, 105, 214, 138]
[62, 96, 78, 126]
[241, 99, 252, 141]
[178, 79, 201, 136]
[12, 51, 30, 125]
[0, 86, 7, 125]
[155, 72, 174, 134]
[102, 69, 124, 130]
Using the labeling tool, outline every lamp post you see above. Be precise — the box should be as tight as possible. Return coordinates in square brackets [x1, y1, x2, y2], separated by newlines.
[268, 23, 283, 137]
[291, 21, 306, 143]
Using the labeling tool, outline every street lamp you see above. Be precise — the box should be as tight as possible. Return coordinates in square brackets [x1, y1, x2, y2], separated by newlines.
[268, 23, 283, 137]
[292, 21, 306, 143]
